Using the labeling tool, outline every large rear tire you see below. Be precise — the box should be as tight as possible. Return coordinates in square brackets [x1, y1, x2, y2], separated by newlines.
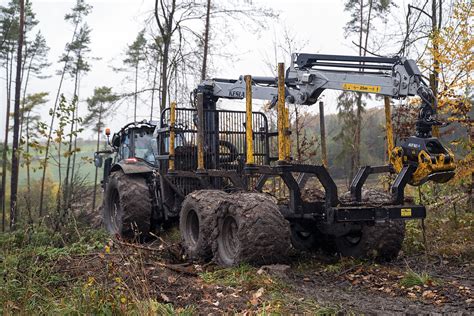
[331, 189, 405, 261]
[103, 170, 152, 240]
[179, 190, 229, 261]
[333, 221, 405, 261]
[213, 192, 291, 266]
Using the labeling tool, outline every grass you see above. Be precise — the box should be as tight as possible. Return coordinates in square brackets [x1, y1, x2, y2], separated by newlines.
[200, 263, 284, 291]
[400, 270, 437, 288]
[0, 223, 196, 315]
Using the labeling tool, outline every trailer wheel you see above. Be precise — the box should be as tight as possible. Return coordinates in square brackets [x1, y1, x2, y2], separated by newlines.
[179, 190, 229, 261]
[334, 221, 405, 261]
[290, 225, 317, 251]
[214, 193, 290, 266]
[103, 170, 151, 240]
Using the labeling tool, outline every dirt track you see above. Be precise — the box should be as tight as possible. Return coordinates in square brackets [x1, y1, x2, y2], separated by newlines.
[56, 236, 473, 314]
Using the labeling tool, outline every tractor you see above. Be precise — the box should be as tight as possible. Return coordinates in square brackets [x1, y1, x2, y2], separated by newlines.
[95, 53, 455, 266]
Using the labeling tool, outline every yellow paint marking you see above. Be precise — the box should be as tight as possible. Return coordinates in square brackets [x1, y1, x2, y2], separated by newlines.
[401, 208, 412, 217]
[343, 83, 381, 93]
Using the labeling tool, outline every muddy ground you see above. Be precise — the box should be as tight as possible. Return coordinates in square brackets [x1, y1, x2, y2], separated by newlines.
[56, 232, 473, 314]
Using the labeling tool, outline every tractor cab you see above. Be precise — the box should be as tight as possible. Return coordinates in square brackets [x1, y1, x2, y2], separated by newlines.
[95, 120, 157, 189]
[111, 122, 156, 164]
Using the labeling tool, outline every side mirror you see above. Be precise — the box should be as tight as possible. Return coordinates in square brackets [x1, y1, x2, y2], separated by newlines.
[94, 153, 103, 168]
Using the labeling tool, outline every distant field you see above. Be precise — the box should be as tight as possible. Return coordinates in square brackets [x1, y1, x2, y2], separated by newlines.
[16, 140, 99, 187]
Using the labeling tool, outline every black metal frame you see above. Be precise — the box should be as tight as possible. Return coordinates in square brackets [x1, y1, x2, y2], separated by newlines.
[154, 105, 426, 227]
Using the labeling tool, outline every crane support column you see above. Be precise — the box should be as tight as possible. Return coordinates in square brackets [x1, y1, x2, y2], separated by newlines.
[169, 101, 176, 171]
[245, 75, 254, 165]
[196, 93, 205, 170]
[277, 62, 289, 162]
[384, 96, 394, 161]
[284, 107, 291, 160]
[319, 101, 328, 167]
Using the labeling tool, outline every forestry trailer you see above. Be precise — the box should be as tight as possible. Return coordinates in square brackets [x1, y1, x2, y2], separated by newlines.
[95, 53, 455, 266]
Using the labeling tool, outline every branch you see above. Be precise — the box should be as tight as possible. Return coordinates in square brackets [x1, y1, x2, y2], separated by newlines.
[350, 41, 386, 57]
[408, 4, 432, 19]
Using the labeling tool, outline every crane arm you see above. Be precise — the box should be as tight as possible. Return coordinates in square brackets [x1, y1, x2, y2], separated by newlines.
[198, 53, 441, 137]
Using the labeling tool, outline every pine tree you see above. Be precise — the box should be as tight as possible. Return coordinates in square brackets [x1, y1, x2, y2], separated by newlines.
[123, 30, 147, 122]
[83, 87, 119, 210]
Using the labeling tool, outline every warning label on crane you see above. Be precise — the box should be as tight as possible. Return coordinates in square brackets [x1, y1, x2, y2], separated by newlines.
[343, 83, 381, 93]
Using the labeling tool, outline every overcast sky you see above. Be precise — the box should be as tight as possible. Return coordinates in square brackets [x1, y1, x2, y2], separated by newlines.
[0, 0, 409, 138]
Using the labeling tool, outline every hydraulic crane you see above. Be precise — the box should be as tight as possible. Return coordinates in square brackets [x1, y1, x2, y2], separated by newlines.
[196, 53, 456, 190]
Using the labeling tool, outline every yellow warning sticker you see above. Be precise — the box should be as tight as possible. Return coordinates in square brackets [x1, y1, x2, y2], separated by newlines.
[343, 83, 381, 93]
[401, 208, 412, 217]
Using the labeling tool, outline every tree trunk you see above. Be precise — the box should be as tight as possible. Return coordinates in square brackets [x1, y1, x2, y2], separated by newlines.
[160, 42, 170, 112]
[19, 52, 36, 144]
[470, 124, 473, 212]
[430, 0, 440, 137]
[10, 0, 25, 230]
[1, 53, 11, 232]
[150, 58, 159, 121]
[92, 108, 102, 211]
[64, 66, 81, 209]
[70, 88, 80, 205]
[201, 0, 211, 81]
[155, 0, 177, 112]
[134, 61, 138, 121]
[25, 110, 32, 222]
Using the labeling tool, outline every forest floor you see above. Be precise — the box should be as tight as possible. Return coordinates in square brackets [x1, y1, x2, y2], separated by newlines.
[1, 203, 473, 315]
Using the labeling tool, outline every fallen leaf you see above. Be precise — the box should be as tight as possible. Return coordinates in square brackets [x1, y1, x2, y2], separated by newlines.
[422, 290, 436, 299]
[408, 292, 417, 299]
[161, 293, 170, 302]
[250, 287, 265, 305]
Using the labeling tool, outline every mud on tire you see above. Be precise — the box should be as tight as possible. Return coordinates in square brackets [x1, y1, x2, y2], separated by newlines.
[334, 221, 405, 261]
[332, 189, 405, 261]
[179, 190, 229, 261]
[213, 192, 291, 266]
[103, 170, 152, 240]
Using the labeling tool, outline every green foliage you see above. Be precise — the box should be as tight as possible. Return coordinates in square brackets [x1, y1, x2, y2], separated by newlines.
[124, 29, 147, 67]
[83, 86, 120, 132]
[0, 224, 107, 313]
[403, 220, 425, 254]
[0, 223, 200, 315]
[200, 264, 284, 291]
[400, 270, 436, 288]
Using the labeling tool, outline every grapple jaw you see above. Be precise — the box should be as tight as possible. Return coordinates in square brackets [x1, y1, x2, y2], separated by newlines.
[390, 136, 456, 186]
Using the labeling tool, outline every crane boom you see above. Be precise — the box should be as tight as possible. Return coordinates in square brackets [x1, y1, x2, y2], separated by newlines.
[198, 53, 440, 138]
[195, 52, 455, 186]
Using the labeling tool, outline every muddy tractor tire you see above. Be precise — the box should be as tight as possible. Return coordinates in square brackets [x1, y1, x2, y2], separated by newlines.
[179, 190, 229, 261]
[333, 221, 405, 261]
[103, 170, 152, 240]
[290, 224, 318, 251]
[331, 189, 406, 261]
[213, 192, 291, 267]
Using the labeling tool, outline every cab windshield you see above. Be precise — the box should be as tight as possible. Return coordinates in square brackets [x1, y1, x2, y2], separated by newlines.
[133, 130, 155, 163]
